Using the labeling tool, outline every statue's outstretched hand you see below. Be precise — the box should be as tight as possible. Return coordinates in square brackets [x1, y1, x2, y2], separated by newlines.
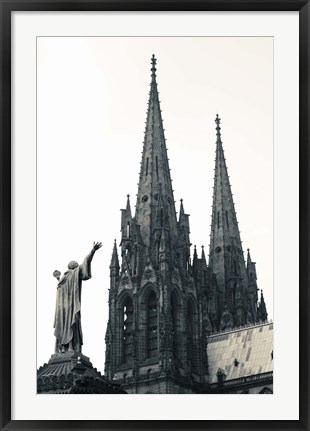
[93, 242, 102, 252]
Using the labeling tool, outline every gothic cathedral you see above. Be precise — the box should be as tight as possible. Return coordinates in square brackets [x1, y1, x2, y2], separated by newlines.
[104, 56, 269, 394]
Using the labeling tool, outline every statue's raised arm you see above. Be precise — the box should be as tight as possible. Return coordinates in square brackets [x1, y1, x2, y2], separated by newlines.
[85, 242, 102, 264]
[93, 241, 102, 251]
[53, 242, 102, 353]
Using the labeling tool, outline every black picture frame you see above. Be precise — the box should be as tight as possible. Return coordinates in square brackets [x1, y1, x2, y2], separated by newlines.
[1, 1, 309, 430]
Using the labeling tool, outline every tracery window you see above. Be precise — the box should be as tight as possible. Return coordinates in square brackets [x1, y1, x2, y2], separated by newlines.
[123, 297, 133, 364]
[171, 290, 182, 364]
[147, 291, 158, 358]
[188, 299, 199, 372]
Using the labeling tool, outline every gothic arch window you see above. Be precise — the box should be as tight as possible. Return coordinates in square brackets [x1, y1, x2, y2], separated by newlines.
[171, 290, 183, 365]
[133, 244, 137, 275]
[125, 244, 131, 258]
[147, 290, 158, 358]
[123, 296, 134, 364]
[187, 298, 199, 373]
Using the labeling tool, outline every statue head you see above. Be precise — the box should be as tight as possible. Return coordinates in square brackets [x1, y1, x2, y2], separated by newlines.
[68, 260, 79, 270]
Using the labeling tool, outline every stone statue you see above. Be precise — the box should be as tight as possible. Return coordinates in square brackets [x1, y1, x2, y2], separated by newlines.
[53, 242, 102, 353]
[219, 305, 234, 331]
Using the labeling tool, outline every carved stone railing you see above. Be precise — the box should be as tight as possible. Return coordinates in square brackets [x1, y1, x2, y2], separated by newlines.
[209, 371, 273, 390]
[208, 319, 273, 338]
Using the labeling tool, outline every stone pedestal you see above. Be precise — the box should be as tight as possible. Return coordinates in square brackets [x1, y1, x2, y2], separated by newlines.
[37, 351, 126, 394]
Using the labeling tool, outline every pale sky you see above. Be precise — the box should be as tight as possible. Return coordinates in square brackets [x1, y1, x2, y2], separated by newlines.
[37, 36, 273, 372]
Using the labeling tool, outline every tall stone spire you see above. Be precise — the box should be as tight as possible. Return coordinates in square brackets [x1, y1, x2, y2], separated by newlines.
[105, 56, 211, 394]
[208, 115, 247, 325]
[135, 55, 178, 250]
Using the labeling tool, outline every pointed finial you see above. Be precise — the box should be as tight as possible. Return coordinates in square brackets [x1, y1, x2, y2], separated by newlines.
[201, 245, 206, 260]
[178, 198, 185, 222]
[193, 244, 198, 261]
[125, 194, 132, 215]
[247, 248, 252, 264]
[151, 54, 157, 79]
[179, 198, 184, 213]
[215, 114, 221, 141]
[111, 238, 119, 268]
[260, 289, 266, 305]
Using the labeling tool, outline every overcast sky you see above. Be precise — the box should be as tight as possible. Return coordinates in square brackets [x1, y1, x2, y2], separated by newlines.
[37, 36, 273, 371]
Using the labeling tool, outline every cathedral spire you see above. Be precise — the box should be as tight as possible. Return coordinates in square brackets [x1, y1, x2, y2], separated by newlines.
[208, 115, 247, 321]
[135, 55, 178, 250]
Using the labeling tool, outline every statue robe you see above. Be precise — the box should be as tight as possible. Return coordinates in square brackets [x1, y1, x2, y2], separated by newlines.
[54, 254, 92, 350]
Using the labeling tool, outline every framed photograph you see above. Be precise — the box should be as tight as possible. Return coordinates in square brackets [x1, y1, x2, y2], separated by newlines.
[1, 1, 308, 430]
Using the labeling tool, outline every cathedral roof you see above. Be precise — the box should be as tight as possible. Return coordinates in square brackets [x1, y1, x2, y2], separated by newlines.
[207, 321, 273, 384]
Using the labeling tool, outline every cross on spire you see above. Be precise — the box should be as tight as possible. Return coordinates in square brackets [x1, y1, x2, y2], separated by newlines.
[215, 114, 221, 141]
[151, 54, 157, 79]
